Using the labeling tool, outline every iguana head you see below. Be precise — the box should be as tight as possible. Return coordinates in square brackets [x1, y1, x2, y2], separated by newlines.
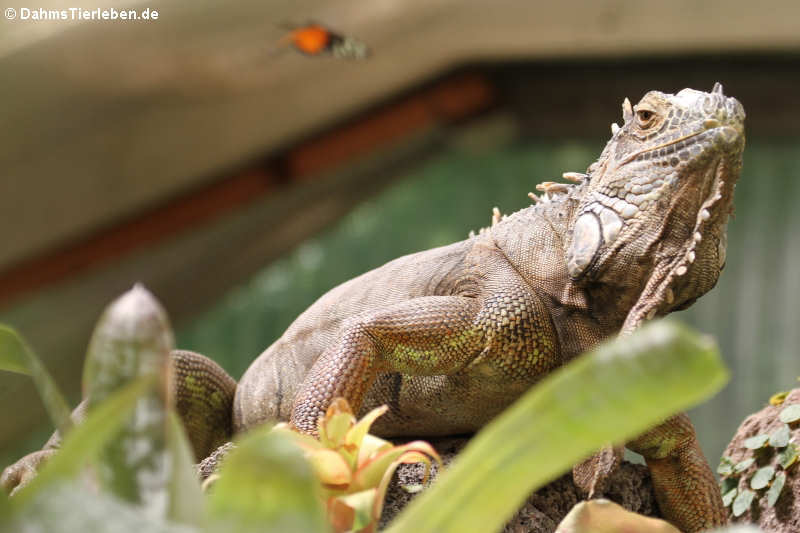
[564, 84, 745, 330]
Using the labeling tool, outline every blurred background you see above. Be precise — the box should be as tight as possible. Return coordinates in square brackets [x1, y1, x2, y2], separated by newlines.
[1, 0, 799, 468]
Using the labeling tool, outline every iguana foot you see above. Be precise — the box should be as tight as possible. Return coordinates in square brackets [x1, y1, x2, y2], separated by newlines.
[572, 444, 624, 498]
[1, 448, 56, 496]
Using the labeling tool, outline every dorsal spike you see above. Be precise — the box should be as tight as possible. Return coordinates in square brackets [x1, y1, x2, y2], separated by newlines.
[712, 82, 723, 95]
[622, 98, 633, 123]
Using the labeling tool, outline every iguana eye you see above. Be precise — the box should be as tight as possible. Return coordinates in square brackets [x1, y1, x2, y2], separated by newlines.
[636, 109, 655, 127]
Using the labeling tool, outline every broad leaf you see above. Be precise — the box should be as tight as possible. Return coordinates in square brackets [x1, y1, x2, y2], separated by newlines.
[82, 285, 174, 516]
[743, 434, 769, 450]
[208, 426, 326, 533]
[777, 442, 799, 469]
[766, 471, 786, 507]
[386, 321, 729, 533]
[733, 458, 755, 473]
[732, 489, 755, 517]
[779, 404, 800, 424]
[7, 481, 196, 533]
[722, 487, 737, 507]
[165, 412, 205, 526]
[717, 456, 735, 476]
[0, 325, 30, 375]
[337, 489, 376, 532]
[769, 424, 791, 448]
[11, 377, 153, 510]
[750, 466, 775, 490]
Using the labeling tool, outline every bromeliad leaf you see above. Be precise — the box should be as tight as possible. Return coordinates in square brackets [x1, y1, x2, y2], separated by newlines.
[337, 489, 375, 532]
[278, 398, 440, 532]
[308, 449, 353, 487]
[319, 398, 357, 449]
[0, 325, 72, 436]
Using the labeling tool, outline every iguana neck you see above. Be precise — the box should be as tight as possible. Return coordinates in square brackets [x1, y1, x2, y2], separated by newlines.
[490, 186, 631, 329]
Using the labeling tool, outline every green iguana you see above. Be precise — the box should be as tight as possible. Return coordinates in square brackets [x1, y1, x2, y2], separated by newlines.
[3, 84, 745, 532]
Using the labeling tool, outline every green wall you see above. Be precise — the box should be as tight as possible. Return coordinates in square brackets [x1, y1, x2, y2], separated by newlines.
[178, 136, 800, 463]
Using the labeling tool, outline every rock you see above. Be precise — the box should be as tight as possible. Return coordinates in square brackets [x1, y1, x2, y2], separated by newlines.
[721, 388, 800, 532]
[198, 436, 658, 533]
[378, 437, 658, 532]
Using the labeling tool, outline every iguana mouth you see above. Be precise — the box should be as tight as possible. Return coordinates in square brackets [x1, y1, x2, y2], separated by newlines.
[622, 129, 706, 165]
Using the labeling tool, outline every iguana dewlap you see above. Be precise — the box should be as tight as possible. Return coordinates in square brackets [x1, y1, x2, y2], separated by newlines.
[4, 85, 745, 532]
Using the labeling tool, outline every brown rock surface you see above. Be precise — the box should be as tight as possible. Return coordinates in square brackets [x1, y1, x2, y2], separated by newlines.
[197, 436, 658, 532]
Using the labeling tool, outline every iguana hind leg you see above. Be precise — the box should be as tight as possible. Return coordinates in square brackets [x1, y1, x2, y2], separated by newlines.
[627, 412, 726, 532]
[171, 350, 237, 460]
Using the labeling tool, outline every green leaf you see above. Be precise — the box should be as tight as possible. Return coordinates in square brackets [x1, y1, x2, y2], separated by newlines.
[337, 489, 376, 531]
[208, 426, 326, 533]
[777, 443, 799, 469]
[750, 466, 775, 490]
[732, 489, 755, 517]
[385, 320, 729, 533]
[0, 325, 31, 375]
[717, 456, 735, 476]
[82, 285, 174, 512]
[720, 476, 738, 495]
[766, 471, 786, 507]
[733, 458, 755, 473]
[7, 481, 196, 533]
[11, 377, 153, 510]
[779, 404, 800, 423]
[722, 487, 737, 507]
[0, 325, 72, 436]
[769, 424, 791, 448]
[743, 434, 769, 450]
[165, 411, 205, 526]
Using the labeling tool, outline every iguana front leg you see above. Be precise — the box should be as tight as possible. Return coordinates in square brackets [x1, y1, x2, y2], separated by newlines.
[290, 279, 554, 434]
[627, 413, 726, 531]
[290, 295, 485, 433]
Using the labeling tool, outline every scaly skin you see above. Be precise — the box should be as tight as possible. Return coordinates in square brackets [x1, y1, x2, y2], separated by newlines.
[4, 85, 744, 532]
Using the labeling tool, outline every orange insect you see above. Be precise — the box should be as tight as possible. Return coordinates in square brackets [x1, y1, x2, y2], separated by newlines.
[279, 23, 369, 60]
